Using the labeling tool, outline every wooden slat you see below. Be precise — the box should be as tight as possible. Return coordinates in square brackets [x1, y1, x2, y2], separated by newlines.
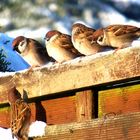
[99, 84, 140, 117]
[0, 46, 140, 104]
[0, 107, 10, 128]
[41, 96, 76, 125]
[0, 96, 76, 128]
[76, 90, 93, 122]
[33, 112, 140, 140]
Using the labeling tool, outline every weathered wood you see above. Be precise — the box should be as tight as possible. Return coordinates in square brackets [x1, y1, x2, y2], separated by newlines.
[0, 46, 140, 104]
[33, 112, 140, 140]
[76, 90, 93, 122]
[0, 95, 76, 128]
[99, 84, 140, 117]
[0, 107, 10, 128]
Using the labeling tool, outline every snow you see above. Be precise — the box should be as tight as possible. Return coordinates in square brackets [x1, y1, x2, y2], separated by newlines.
[0, 29, 140, 75]
[110, 0, 140, 5]
[0, 121, 46, 140]
[0, 128, 16, 140]
[6, 28, 31, 38]
[29, 121, 46, 137]
[6, 27, 50, 40]
[0, 18, 11, 27]
[48, 3, 58, 11]
[93, 1, 140, 27]
[131, 39, 140, 47]
[54, 21, 70, 34]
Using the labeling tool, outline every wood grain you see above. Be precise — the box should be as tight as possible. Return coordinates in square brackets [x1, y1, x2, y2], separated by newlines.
[0, 46, 140, 104]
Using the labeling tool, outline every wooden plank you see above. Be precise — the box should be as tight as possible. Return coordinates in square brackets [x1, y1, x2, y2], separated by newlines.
[0, 95, 76, 128]
[33, 112, 140, 140]
[76, 90, 93, 122]
[0, 46, 140, 104]
[41, 96, 76, 125]
[99, 84, 140, 117]
[0, 107, 10, 128]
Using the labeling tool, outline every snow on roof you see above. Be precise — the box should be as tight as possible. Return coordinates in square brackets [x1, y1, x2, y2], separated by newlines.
[0, 28, 140, 75]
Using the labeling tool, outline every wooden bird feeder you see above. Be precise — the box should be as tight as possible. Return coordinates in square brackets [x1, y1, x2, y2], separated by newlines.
[0, 46, 140, 139]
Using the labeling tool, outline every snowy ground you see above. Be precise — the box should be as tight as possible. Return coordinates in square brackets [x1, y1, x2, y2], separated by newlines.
[0, 121, 46, 140]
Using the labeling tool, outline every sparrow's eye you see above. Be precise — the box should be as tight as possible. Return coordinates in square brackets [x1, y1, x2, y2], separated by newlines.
[98, 36, 103, 42]
[44, 37, 50, 41]
[46, 38, 50, 41]
[76, 29, 80, 34]
[20, 41, 24, 46]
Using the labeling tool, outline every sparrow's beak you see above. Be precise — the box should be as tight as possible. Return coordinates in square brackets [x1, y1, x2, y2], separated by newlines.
[13, 46, 20, 53]
[13, 46, 17, 51]
[44, 37, 49, 41]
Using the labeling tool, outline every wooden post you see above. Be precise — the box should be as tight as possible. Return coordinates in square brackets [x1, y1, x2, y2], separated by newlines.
[76, 90, 94, 122]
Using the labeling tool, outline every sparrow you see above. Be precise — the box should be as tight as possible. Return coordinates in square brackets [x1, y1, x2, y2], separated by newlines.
[44, 30, 82, 63]
[12, 36, 51, 67]
[97, 24, 140, 50]
[72, 23, 105, 55]
[8, 87, 31, 140]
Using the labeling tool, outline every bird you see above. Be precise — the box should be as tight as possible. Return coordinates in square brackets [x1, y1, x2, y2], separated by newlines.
[71, 23, 105, 55]
[44, 30, 82, 63]
[97, 24, 140, 50]
[8, 87, 31, 140]
[12, 36, 51, 67]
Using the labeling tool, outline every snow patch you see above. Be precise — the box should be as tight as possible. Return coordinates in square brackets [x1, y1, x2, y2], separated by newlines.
[6, 27, 50, 39]
[0, 128, 17, 140]
[29, 121, 46, 137]
[0, 18, 11, 27]
[131, 39, 140, 47]
[0, 121, 46, 139]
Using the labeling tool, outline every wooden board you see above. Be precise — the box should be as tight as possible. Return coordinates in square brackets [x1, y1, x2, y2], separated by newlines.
[2, 84, 140, 128]
[99, 84, 140, 117]
[33, 112, 140, 140]
[0, 95, 76, 128]
[76, 90, 94, 122]
[0, 107, 10, 128]
[0, 46, 140, 104]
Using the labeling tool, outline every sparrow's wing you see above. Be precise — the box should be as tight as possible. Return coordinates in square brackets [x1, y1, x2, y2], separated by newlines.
[107, 25, 140, 36]
[72, 28, 95, 48]
[59, 34, 82, 56]
[29, 39, 51, 61]
[36, 46, 50, 58]
[59, 34, 72, 46]
[85, 27, 96, 34]
[28, 39, 46, 53]
[87, 28, 103, 42]
[11, 99, 31, 138]
[11, 103, 19, 138]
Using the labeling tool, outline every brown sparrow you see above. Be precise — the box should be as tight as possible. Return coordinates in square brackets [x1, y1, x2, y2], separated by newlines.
[44, 30, 82, 63]
[72, 23, 105, 55]
[97, 24, 140, 50]
[12, 36, 51, 67]
[8, 87, 31, 140]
